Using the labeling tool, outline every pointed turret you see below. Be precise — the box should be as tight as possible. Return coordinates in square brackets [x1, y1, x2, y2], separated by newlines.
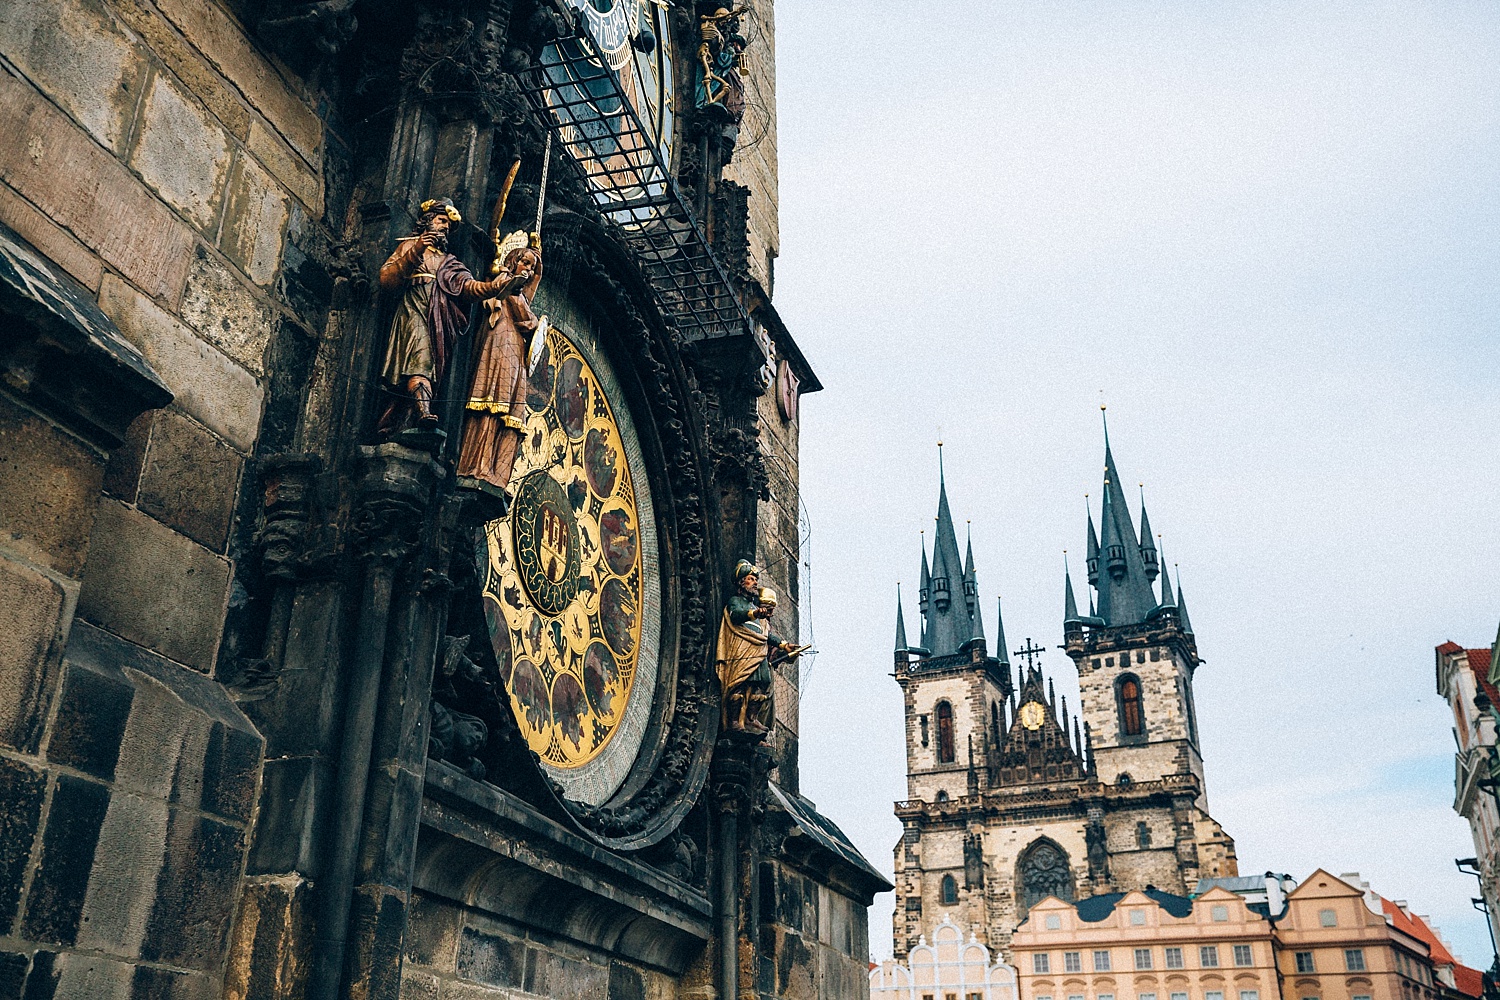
[895, 585, 908, 652]
[963, 523, 978, 616]
[1083, 722, 1096, 775]
[918, 540, 930, 614]
[1175, 568, 1194, 635]
[1156, 538, 1175, 608]
[1086, 500, 1100, 587]
[1073, 718, 1083, 757]
[1064, 564, 1081, 628]
[995, 598, 1010, 668]
[1138, 491, 1159, 581]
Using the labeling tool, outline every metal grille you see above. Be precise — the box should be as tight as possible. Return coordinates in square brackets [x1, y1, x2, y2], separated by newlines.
[518, 31, 751, 342]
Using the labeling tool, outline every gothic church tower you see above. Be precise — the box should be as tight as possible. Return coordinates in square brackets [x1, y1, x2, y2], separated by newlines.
[890, 434, 1237, 963]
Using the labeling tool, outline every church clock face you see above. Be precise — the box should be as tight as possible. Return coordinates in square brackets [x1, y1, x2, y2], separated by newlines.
[482, 321, 661, 807]
[1019, 701, 1046, 730]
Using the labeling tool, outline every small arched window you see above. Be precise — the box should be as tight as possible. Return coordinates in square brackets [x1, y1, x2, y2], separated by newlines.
[940, 874, 959, 905]
[936, 701, 955, 763]
[1118, 674, 1144, 736]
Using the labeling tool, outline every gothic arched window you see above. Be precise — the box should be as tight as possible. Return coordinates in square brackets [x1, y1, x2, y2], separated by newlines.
[936, 701, 955, 763]
[1117, 674, 1144, 737]
[1019, 840, 1075, 912]
[940, 874, 959, 905]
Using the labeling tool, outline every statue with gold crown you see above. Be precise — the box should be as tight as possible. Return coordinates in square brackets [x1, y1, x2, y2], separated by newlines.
[376, 197, 528, 438]
[715, 561, 806, 735]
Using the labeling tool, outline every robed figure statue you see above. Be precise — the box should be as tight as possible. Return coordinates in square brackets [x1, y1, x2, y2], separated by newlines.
[716, 561, 804, 735]
[376, 198, 527, 437]
[456, 231, 542, 492]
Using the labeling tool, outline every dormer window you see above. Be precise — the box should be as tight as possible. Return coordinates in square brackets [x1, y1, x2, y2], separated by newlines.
[963, 578, 976, 598]
[932, 576, 950, 609]
[1106, 544, 1127, 577]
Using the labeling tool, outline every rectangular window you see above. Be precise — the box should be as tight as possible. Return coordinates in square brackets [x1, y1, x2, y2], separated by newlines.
[1239, 992, 1259, 1000]
[1164, 947, 1184, 970]
[1200, 946, 1220, 968]
[1211, 904, 1229, 922]
[1295, 952, 1316, 974]
[1068, 995, 1085, 1000]
[1136, 949, 1153, 970]
[1098, 994, 1114, 1000]
[1170, 993, 1188, 1000]
[1234, 945, 1254, 967]
[1319, 909, 1337, 927]
[1206, 992, 1225, 1000]
[1139, 993, 1158, 1000]
[1345, 949, 1366, 972]
[1131, 909, 1147, 926]
[1064, 952, 1082, 973]
[1046, 915, 1062, 930]
[1353, 995, 1373, 1000]
[1094, 951, 1112, 972]
[1034, 954, 1051, 974]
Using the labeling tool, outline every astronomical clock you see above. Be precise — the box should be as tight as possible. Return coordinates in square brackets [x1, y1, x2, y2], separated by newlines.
[481, 318, 664, 808]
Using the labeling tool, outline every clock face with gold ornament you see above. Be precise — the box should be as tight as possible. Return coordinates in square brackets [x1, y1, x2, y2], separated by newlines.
[482, 320, 660, 806]
[1019, 701, 1046, 730]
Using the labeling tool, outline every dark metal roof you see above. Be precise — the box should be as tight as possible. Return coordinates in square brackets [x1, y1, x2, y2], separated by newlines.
[768, 782, 891, 896]
[1074, 886, 1195, 923]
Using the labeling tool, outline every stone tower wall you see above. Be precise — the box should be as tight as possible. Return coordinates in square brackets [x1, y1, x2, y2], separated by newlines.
[720, 0, 779, 293]
[1076, 641, 1204, 788]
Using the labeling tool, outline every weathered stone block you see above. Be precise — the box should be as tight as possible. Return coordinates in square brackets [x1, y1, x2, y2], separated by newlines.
[22, 774, 110, 946]
[153, 0, 322, 162]
[219, 154, 288, 286]
[179, 247, 277, 376]
[0, 557, 68, 755]
[101, 411, 153, 503]
[405, 894, 463, 972]
[0, 399, 105, 576]
[138, 809, 244, 970]
[456, 927, 524, 988]
[527, 949, 607, 1000]
[344, 886, 407, 1000]
[47, 660, 134, 782]
[129, 71, 231, 232]
[0, 73, 194, 301]
[138, 408, 243, 552]
[0, 182, 103, 291]
[398, 968, 440, 1000]
[108, 0, 253, 143]
[221, 875, 313, 1000]
[0, 0, 149, 155]
[98, 275, 263, 452]
[76, 500, 232, 672]
[0, 759, 46, 934]
[608, 963, 645, 1000]
[129, 965, 216, 1000]
[246, 120, 321, 215]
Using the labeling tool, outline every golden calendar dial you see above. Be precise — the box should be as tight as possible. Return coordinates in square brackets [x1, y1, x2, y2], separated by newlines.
[483, 325, 647, 775]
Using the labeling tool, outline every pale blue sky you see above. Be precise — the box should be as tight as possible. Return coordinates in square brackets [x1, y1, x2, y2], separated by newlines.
[773, 0, 1500, 965]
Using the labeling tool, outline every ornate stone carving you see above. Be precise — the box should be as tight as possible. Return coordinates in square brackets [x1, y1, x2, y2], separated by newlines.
[430, 636, 491, 778]
[1019, 839, 1074, 909]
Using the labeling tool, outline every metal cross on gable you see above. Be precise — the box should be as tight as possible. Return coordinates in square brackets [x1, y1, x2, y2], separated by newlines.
[1013, 638, 1047, 671]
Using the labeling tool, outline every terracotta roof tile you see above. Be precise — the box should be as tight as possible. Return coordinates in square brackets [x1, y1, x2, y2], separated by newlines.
[1469, 648, 1500, 706]
[1454, 964, 1485, 998]
[1439, 641, 1465, 655]
[1381, 897, 1455, 965]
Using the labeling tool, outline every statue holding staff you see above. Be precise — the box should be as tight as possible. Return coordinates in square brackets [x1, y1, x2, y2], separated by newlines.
[376, 197, 527, 438]
[715, 561, 808, 735]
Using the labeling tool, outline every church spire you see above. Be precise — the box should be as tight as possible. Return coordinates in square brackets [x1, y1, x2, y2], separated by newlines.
[924, 445, 979, 655]
[1093, 411, 1158, 627]
[1157, 538, 1175, 608]
[1086, 499, 1100, 587]
[895, 584, 908, 652]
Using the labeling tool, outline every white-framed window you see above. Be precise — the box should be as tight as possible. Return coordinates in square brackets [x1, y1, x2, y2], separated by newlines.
[1164, 947, 1184, 969]
[1098, 994, 1115, 1000]
[1046, 915, 1062, 930]
[1353, 995, 1372, 1000]
[1094, 951, 1112, 972]
[1239, 992, 1259, 1000]
[1135, 949, 1153, 970]
[1035, 995, 1053, 1000]
[1206, 991, 1225, 1000]
[1345, 949, 1366, 972]
[1064, 952, 1082, 973]
[1131, 909, 1147, 926]
[1211, 905, 1229, 922]
[1139, 993, 1158, 1000]
[1068, 994, 1085, 1000]
[1233, 944, 1253, 967]
[1295, 952, 1315, 974]
[1200, 946, 1220, 968]
[1034, 954, 1051, 974]
[1319, 909, 1337, 927]
[1170, 993, 1189, 1000]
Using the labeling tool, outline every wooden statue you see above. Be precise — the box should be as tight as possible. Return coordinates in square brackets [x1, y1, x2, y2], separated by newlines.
[456, 230, 542, 492]
[376, 198, 527, 437]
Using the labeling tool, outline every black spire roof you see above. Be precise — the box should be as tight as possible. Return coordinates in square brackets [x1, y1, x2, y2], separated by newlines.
[921, 448, 983, 656]
[1076, 414, 1165, 629]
